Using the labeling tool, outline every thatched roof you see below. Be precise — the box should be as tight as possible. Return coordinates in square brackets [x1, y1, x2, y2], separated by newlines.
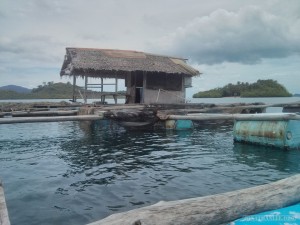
[60, 48, 200, 79]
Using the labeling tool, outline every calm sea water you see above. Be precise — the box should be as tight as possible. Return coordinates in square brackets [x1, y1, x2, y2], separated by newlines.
[1, 97, 300, 225]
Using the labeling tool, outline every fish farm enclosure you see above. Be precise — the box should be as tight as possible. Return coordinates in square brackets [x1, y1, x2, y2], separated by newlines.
[1, 118, 300, 225]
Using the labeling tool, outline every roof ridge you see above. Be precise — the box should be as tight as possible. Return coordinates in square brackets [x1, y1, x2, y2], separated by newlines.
[66, 47, 186, 60]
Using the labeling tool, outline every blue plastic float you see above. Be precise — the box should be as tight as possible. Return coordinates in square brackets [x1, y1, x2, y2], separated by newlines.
[233, 119, 300, 149]
[230, 203, 300, 225]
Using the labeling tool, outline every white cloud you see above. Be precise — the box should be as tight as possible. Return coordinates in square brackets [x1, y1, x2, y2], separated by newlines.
[186, 55, 300, 96]
[0, 0, 299, 95]
[154, 4, 300, 64]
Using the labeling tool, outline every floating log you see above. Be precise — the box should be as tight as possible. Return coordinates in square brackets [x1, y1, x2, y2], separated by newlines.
[87, 174, 300, 225]
[0, 182, 10, 225]
[283, 104, 300, 113]
[163, 113, 300, 121]
[11, 110, 78, 117]
[0, 115, 102, 125]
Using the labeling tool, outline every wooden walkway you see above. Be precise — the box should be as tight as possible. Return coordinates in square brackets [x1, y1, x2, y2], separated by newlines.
[0, 182, 10, 225]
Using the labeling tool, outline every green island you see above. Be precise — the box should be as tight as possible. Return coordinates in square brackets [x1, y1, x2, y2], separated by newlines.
[0, 82, 125, 100]
[193, 79, 292, 98]
[0, 82, 75, 99]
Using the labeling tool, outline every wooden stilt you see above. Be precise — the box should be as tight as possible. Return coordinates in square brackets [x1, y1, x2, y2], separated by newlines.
[115, 78, 118, 104]
[84, 76, 88, 104]
[72, 76, 77, 102]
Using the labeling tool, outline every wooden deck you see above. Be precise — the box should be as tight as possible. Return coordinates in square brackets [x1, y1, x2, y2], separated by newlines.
[0, 182, 10, 225]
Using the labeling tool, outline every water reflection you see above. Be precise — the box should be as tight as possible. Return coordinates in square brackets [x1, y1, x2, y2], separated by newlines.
[59, 120, 195, 191]
[233, 143, 300, 173]
[2, 119, 300, 225]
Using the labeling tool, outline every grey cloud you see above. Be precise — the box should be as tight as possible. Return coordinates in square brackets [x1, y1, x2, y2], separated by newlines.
[153, 5, 300, 64]
[0, 35, 64, 67]
[22, 0, 69, 15]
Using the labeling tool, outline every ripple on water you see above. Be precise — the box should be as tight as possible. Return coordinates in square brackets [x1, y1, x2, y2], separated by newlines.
[1, 121, 300, 225]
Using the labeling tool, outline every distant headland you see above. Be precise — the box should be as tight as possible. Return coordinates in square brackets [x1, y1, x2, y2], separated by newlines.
[193, 79, 292, 98]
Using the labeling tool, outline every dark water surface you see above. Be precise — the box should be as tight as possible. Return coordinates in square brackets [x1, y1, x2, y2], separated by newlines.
[1, 120, 300, 225]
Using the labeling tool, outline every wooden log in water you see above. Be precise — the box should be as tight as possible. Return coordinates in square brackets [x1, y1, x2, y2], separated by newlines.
[11, 110, 78, 117]
[0, 115, 102, 125]
[164, 113, 300, 121]
[0, 182, 10, 225]
[87, 174, 300, 225]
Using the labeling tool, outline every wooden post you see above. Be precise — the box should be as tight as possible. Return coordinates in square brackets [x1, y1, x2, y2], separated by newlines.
[115, 78, 118, 104]
[181, 76, 184, 103]
[142, 71, 146, 104]
[72, 75, 77, 102]
[101, 77, 104, 104]
[87, 174, 300, 225]
[84, 76, 88, 104]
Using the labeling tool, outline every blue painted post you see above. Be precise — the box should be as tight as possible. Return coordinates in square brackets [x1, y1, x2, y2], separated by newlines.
[165, 120, 194, 130]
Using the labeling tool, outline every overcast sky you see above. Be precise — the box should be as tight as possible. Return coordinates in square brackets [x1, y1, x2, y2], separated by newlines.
[1, 0, 300, 97]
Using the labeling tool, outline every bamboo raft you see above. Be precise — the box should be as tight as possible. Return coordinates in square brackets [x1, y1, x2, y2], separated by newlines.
[0, 102, 267, 124]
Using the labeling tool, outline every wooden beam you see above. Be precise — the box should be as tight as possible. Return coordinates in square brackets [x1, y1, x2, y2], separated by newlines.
[162, 113, 300, 121]
[87, 174, 300, 225]
[0, 115, 101, 125]
[11, 110, 78, 117]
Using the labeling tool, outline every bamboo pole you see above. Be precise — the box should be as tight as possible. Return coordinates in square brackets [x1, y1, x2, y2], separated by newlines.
[87, 174, 300, 225]
[0, 182, 10, 225]
[164, 113, 300, 121]
[11, 110, 78, 117]
[0, 115, 101, 125]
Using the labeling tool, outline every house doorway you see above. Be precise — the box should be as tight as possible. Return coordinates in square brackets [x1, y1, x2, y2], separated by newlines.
[133, 73, 144, 103]
[135, 87, 143, 103]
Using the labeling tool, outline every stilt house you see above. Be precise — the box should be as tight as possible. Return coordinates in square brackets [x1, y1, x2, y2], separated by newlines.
[60, 48, 200, 104]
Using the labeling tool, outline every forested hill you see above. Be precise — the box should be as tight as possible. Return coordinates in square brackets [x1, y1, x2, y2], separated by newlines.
[0, 82, 125, 99]
[0, 82, 76, 99]
[193, 79, 292, 98]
